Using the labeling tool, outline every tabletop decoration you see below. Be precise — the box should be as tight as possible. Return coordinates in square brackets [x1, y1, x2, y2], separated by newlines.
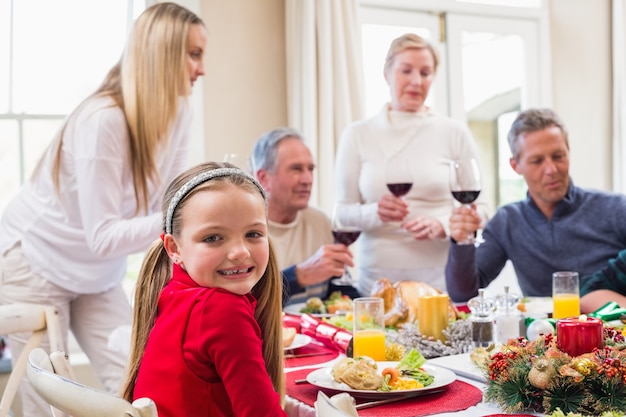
[299, 313, 352, 352]
[481, 326, 626, 415]
[556, 315, 603, 357]
[386, 319, 473, 358]
[588, 301, 626, 322]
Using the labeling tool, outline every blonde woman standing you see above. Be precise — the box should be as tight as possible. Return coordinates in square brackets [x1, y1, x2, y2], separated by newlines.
[0, 3, 207, 415]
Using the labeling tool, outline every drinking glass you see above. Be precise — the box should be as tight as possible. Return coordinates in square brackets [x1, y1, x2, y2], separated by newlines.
[330, 203, 362, 286]
[352, 297, 386, 360]
[552, 271, 580, 319]
[385, 155, 413, 232]
[449, 158, 483, 245]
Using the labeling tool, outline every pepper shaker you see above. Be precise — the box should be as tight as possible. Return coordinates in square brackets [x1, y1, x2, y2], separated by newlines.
[468, 288, 494, 348]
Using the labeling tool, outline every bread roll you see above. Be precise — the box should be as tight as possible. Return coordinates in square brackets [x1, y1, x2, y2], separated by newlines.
[283, 327, 297, 348]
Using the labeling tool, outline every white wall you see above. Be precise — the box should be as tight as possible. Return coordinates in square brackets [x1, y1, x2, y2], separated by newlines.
[549, 0, 612, 191]
[200, 0, 288, 163]
[198, 0, 614, 192]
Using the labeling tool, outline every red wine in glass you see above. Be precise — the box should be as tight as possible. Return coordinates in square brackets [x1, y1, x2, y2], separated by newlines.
[450, 158, 483, 245]
[386, 182, 413, 198]
[332, 228, 361, 246]
[330, 203, 362, 286]
[451, 190, 481, 205]
[385, 157, 413, 233]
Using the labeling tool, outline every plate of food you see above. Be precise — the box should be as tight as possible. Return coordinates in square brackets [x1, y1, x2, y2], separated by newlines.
[284, 333, 312, 351]
[305, 350, 456, 399]
[283, 292, 353, 317]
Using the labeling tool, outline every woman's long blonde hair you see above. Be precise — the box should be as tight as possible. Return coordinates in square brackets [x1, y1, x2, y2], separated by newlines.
[37, 2, 204, 214]
[121, 162, 286, 405]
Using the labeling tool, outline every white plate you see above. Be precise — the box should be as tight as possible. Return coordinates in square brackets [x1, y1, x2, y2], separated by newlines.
[427, 353, 487, 383]
[522, 297, 553, 316]
[305, 362, 456, 399]
[283, 302, 335, 318]
[284, 334, 312, 351]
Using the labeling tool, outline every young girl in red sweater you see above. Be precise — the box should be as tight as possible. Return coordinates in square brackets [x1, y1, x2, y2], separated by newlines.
[121, 162, 288, 416]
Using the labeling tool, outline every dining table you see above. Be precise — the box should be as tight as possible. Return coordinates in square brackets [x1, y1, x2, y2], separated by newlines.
[281, 311, 547, 417]
[283, 346, 542, 417]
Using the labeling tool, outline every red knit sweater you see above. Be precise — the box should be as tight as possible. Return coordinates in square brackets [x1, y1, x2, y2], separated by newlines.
[133, 264, 287, 416]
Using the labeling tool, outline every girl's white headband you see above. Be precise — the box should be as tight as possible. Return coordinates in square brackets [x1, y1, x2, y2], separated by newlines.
[165, 167, 266, 234]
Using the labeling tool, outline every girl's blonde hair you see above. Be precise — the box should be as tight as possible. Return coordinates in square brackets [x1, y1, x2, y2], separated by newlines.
[37, 2, 204, 214]
[383, 33, 439, 74]
[121, 162, 286, 406]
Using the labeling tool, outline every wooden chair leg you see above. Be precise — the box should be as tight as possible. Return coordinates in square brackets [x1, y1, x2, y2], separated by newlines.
[0, 304, 64, 417]
[44, 307, 64, 354]
[0, 329, 44, 417]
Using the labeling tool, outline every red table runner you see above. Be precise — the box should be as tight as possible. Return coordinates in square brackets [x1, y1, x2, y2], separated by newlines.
[285, 342, 340, 368]
[483, 415, 538, 417]
[286, 368, 483, 417]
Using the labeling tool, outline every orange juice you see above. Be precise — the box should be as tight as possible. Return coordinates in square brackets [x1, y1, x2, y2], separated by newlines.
[353, 329, 386, 360]
[553, 293, 580, 319]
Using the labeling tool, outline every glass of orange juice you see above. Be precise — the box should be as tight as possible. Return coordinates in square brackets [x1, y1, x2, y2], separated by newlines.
[552, 271, 580, 319]
[352, 297, 386, 361]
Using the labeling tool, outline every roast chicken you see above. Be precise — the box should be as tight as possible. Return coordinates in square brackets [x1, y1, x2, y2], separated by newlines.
[370, 278, 459, 327]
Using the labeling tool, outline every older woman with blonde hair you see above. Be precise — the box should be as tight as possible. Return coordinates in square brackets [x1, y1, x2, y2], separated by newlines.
[0, 3, 207, 415]
[334, 33, 489, 297]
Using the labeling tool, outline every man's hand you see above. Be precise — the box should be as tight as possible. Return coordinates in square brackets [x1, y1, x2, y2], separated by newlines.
[377, 194, 409, 223]
[295, 244, 354, 287]
[449, 205, 481, 244]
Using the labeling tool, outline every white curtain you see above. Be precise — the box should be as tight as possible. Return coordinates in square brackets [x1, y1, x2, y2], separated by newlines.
[285, 0, 365, 213]
[613, 0, 626, 193]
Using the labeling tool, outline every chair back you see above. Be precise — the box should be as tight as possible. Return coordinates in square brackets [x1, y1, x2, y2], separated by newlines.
[26, 348, 157, 417]
[0, 303, 64, 417]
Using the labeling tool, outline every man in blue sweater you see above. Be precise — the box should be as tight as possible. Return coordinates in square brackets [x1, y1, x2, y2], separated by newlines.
[445, 108, 626, 302]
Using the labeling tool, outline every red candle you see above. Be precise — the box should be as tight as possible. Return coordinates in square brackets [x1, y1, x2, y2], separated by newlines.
[556, 315, 603, 357]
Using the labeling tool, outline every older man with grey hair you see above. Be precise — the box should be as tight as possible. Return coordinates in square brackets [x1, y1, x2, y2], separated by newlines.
[252, 127, 359, 305]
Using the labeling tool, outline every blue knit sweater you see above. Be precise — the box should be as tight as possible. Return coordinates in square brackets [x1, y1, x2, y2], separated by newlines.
[445, 182, 626, 302]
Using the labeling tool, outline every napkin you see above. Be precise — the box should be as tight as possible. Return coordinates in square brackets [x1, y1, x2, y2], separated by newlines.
[314, 391, 359, 417]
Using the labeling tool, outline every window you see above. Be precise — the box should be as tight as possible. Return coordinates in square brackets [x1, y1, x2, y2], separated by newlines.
[359, 0, 550, 208]
[0, 0, 145, 212]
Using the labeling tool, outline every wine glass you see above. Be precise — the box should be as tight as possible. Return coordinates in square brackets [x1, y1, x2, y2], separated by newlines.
[449, 158, 482, 245]
[330, 202, 362, 286]
[385, 155, 413, 232]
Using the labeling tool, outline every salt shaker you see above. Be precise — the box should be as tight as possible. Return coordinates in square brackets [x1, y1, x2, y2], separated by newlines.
[494, 286, 523, 344]
[468, 288, 494, 348]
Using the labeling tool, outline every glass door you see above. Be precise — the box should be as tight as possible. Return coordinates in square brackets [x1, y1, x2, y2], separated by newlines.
[446, 13, 546, 208]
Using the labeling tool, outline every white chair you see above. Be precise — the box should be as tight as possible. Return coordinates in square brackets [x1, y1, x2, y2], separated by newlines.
[27, 348, 157, 417]
[0, 303, 63, 417]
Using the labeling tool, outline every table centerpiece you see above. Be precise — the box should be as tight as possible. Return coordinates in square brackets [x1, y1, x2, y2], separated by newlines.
[479, 323, 626, 415]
